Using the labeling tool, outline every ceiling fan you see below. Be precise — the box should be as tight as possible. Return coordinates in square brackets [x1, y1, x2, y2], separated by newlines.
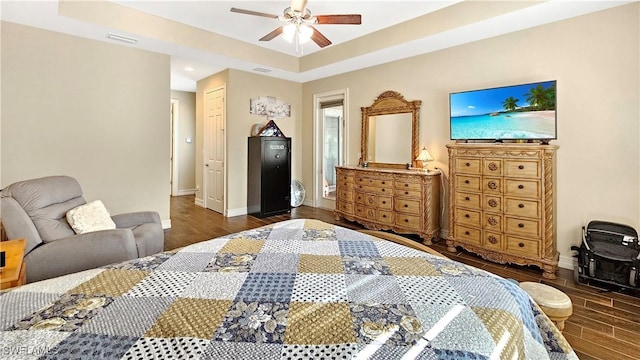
[230, 0, 362, 49]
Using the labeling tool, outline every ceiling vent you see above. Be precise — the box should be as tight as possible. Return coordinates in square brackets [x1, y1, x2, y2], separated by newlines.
[253, 67, 272, 73]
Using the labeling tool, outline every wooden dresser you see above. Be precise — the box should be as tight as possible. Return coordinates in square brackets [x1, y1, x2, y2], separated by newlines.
[335, 166, 441, 244]
[446, 144, 559, 278]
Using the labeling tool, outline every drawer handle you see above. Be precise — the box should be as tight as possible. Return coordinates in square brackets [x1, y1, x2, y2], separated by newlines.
[518, 204, 525, 208]
[382, 201, 386, 204]
[518, 185, 524, 189]
[465, 196, 470, 201]
[382, 181, 386, 185]
[488, 162, 498, 171]
[488, 235, 498, 244]
[383, 214, 387, 218]
[518, 223, 525, 228]
[405, 184, 409, 187]
[382, 189, 386, 192]
[487, 217, 498, 226]
[488, 181, 497, 190]
[405, 219, 409, 223]
[404, 204, 408, 208]
[518, 242, 525, 248]
[488, 199, 498, 207]
[464, 180, 470, 184]
[465, 162, 471, 167]
[405, 191, 409, 195]
[465, 214, 470, 218]
[518, 165, 525, 170]
[465, 231, 470, 235]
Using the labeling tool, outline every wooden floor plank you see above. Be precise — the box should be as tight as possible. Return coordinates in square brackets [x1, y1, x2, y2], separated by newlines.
[164, 196, 640, 360]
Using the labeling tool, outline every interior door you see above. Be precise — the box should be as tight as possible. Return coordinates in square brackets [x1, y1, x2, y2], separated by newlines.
[204, 87, 225, 213]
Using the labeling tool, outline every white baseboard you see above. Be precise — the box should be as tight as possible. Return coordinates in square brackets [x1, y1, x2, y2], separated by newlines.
[226, 207, 247, 217]
[161, 219, 171, 229]
[194, 198, 204, 207]
[302, 199, 315, 207]
[173, 189, 195, 196]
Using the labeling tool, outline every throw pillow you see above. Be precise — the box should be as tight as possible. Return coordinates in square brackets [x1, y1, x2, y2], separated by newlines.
[66, 200, 117, 234]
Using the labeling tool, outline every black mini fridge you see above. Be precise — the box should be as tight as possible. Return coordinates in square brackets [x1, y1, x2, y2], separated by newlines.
[247, 136, 291, 217]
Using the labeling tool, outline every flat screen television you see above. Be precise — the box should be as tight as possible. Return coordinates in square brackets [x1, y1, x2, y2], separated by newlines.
[450, 80, 556, 142]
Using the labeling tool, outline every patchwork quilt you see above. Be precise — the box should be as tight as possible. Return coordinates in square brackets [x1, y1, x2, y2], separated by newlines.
[0, 219, 577, 359]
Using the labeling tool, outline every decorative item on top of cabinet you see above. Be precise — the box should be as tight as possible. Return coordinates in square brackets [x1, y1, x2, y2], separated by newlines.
[334, 166, 441, 244]
[445, 143, 559, 279]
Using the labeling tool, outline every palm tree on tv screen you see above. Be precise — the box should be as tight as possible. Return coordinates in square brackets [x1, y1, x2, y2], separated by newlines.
[525, 84, 556, 110]
[502, 96, 519, 112]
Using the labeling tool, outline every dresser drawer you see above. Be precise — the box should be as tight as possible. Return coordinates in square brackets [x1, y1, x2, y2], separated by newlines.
[455, 192, 481, 209]
[356, 177, 392, 188]
[395, 214, 421, 230]
[482, 195, 503, 213]
[338, 189, 353, 202]
[395, 188, 421, 198]
[505, 217, 540, 238]
[505, 179, 540, 199]
[505, 198, 540, 218]
[504, 159, 541, 178]
[356, 184, 392, 195]
[455, 208, 481, 227]
[483, 213, 502, 231]
[337, 201, 353, 214]
[337, 181, 353, 190]
[355, 204, 376, 220]
[378, 196, 392, 210]
[483, 177, 502, 194]
[337, 172, 354, 183]
[456, 158, 482, 174]
[354, 204, 366, 217]
[395, 181, 421, 192]
[377, 210, 393, 224]
[506, 236, 540, 257]
[456, 175, 481, 191]
[454, 225, 481, 244]
[483, 231, 503, 251]
[483, 158, 503, 176]
[395, 198, 420, 214]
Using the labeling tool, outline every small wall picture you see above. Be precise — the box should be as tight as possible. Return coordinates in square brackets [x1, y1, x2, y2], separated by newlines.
[250, 96, 291, 119]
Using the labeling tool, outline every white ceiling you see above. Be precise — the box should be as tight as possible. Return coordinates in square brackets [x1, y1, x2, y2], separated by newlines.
[1, 1, 633, 91]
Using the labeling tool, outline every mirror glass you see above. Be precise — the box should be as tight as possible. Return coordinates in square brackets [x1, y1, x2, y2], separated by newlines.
[361, 91, 421, 169]
[366, 113, 412, 163]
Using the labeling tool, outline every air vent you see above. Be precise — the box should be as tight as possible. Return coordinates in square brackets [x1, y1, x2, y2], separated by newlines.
[107, 33, 138, 44]
[253, 67, 272, 73]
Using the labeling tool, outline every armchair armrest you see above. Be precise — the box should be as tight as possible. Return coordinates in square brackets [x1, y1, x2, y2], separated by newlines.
[112, 211, 161, 228]
[24, 228, 138, 283]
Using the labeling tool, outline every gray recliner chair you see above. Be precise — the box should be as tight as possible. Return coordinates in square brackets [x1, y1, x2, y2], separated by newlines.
[1, 175, 164, 283]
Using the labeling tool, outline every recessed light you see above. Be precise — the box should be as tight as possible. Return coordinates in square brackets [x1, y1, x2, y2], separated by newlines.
[185, 67, 195, 72]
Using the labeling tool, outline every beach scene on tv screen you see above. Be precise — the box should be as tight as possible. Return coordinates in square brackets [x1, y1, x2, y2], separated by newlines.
[450, 81, 556, 139]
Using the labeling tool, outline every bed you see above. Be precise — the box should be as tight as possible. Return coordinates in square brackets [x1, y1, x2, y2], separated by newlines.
[0, 219, 577, 359]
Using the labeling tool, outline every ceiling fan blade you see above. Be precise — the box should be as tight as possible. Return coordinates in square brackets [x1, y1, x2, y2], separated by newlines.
[290, 0, 308, 13]
[230, 7, 279, 19]
[259, 27, 284, 42]
[315, 14, 362, 25]
[310, 26, 332, 48]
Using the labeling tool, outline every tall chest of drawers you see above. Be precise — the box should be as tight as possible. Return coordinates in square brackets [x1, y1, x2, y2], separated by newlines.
[335, 166, 441, 244]
[446, 144, 559, 279]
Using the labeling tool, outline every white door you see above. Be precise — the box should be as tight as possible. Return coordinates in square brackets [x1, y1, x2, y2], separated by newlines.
[314, 89, 348, 209]
[204, 86, 225, 213]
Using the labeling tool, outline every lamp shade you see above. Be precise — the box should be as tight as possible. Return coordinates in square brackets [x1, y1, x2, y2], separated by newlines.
[415, 147, 434, 162]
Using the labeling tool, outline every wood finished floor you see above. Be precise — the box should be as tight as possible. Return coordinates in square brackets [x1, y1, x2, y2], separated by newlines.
[164, 195, 640, 360]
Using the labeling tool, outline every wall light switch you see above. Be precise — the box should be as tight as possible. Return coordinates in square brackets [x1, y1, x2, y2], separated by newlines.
[185, 138, 192, 143]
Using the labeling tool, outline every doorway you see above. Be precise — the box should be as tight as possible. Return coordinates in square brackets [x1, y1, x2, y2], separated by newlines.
[313, 89, 348, 209]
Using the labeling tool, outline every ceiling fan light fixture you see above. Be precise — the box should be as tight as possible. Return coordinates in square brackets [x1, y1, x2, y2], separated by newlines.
[282, 23, 296, 43]
[298, 24, 313, 44]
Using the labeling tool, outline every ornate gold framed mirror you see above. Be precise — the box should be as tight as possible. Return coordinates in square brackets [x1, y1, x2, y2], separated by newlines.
[361, 91, 421, 169]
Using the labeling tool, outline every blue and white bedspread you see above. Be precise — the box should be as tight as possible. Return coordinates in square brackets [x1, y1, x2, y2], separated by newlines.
[0, 219, 577, 359]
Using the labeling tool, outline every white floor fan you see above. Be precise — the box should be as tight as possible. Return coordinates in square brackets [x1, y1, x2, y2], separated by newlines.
[291, 180, 305, 207]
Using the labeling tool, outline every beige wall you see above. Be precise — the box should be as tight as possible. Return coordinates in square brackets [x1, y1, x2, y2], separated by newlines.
[196, 69, 302, 214]
[1, 22, 171, 221]
[302, 3, 640, 266]
[170, 90, 196, 194]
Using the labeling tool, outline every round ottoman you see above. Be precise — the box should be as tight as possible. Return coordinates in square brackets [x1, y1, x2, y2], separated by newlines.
[520, 282, 573, 331]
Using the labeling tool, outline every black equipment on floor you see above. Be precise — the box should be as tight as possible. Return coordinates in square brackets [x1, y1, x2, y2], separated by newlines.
[572, 220, 639, 289]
